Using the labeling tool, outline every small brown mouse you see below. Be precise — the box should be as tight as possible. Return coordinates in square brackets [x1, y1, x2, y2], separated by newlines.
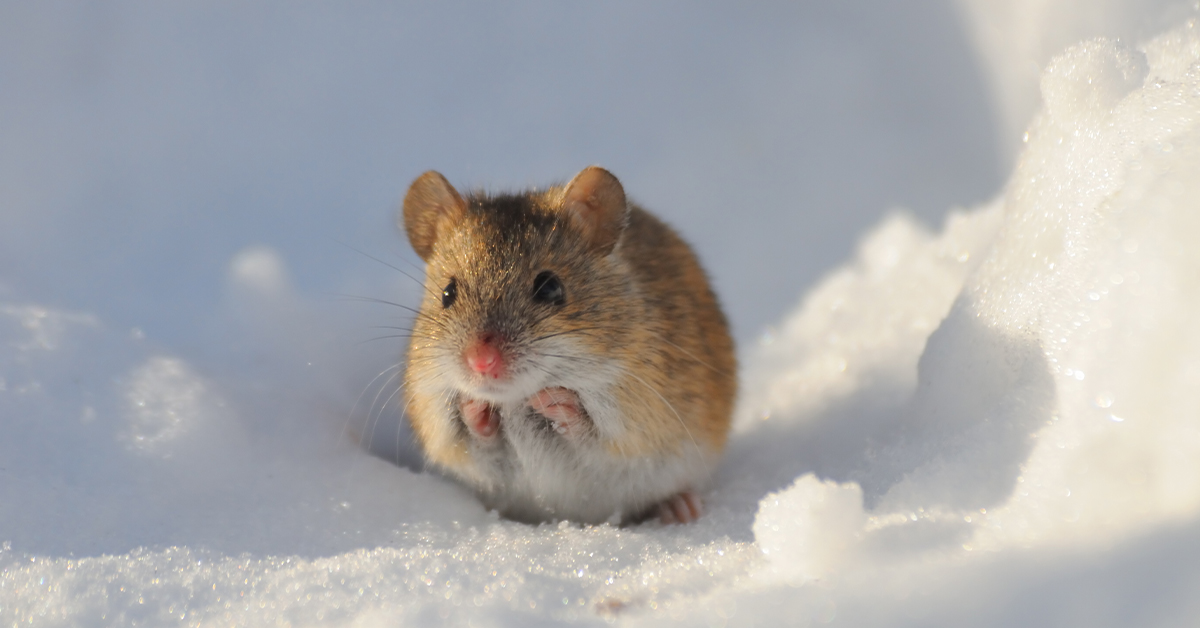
[400, 166, 736, 525]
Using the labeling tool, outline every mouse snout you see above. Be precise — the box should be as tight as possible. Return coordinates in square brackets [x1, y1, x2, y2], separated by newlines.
[463, 332, 507, 380]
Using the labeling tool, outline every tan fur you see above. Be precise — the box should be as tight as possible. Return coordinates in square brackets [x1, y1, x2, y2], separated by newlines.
[400, 166, 736, 523]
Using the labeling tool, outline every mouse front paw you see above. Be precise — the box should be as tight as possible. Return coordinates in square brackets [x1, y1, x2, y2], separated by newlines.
[459, 398, 500, 439]
[528, 387, 587, 438]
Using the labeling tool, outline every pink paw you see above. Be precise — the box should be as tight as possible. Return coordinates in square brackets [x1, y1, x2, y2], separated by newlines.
[657, 491, 703, 525]
[460, 398, 500, 438]
[528, 387, 586, 437]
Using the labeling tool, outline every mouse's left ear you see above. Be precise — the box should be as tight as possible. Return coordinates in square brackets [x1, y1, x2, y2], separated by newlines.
[402, 171, 467, 262]
[559, 166, 629, 255]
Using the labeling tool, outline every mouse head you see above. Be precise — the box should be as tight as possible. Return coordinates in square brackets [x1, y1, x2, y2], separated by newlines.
[402, 166, 627, 261]
[401, 166, 634, 403]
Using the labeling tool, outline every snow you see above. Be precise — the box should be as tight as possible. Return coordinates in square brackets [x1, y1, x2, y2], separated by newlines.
[5, 2, 1200, 626]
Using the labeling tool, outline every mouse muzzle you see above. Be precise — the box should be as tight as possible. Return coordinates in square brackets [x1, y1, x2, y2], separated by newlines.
[462, 331, 508, 381]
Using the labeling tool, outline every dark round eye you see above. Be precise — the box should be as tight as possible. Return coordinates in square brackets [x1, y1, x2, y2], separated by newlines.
[532, 271, 565, 306]
[442, 277, 457, 308]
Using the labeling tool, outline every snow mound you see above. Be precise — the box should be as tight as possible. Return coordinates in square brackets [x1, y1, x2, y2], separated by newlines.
[726, 21, 1200, 625]
[755, 476, 865, 583]
[4, 17, 1200, 628]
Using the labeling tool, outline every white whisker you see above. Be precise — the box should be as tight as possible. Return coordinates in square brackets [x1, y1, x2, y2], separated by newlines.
[623, 370, 708, 475]
[340, 363, 403, 448]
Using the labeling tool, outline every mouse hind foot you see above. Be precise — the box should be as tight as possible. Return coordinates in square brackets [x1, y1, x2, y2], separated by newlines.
[657, 490, 703, 525]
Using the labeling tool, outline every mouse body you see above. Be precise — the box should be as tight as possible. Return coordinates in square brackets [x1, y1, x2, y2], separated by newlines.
[400, 166, 736, 524]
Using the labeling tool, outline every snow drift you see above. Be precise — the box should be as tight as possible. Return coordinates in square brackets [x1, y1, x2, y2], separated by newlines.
[4, 15, 1200, 628]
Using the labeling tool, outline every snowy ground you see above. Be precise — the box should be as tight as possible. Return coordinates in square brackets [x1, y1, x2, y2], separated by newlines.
[4, 2, 1200, 626]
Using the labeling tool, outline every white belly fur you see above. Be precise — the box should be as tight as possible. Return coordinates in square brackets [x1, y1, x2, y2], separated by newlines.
[462, 400, 715, 524]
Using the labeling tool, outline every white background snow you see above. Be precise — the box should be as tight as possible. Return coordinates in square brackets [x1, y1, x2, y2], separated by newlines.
[3, 1, 1200, 626]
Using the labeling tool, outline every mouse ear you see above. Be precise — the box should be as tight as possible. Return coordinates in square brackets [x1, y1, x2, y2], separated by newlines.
[402, 171, 467, 262]
[559, 166, 629, 255]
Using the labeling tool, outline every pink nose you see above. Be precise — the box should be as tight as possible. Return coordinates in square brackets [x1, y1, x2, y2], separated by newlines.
[464, 335, 506, 379]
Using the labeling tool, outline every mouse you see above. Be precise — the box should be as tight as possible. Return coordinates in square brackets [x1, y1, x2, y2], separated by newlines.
[399, 166, 736, 525]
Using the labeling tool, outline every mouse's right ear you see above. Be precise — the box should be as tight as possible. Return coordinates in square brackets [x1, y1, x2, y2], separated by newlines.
[402, 171, 467, 262]
[559, 166, 629, 256]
